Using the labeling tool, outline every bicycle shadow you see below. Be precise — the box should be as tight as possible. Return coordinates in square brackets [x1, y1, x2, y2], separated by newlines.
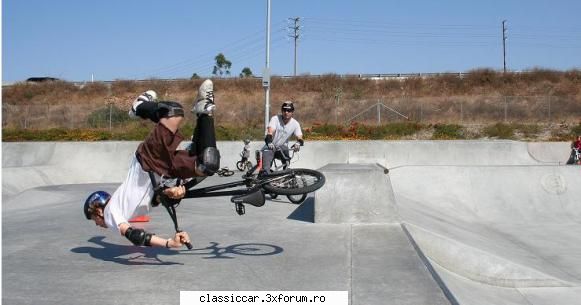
[182, 241, 284, 259]
[71, 236, 182, 266]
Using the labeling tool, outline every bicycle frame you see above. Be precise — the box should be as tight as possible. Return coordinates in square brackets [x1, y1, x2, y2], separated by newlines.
[184, 179, 252, 198]
[272, 148, 297, 171]
[182, 170, 296, 199]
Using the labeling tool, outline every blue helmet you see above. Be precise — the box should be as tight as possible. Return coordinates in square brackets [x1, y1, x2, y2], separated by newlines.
[83, 191, 111, 220]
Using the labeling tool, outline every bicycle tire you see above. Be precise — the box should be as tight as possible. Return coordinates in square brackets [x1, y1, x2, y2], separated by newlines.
[262, 168, 325, 196]
[221, 169, 235, 177]
[287, 193, 307, 204]
[286, 172, 308, 203]
[217, 167, 235, 177]
[236, 161, 245, 171]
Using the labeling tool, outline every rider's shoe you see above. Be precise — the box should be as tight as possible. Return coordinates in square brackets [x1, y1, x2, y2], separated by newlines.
[192, 79, 216, 116]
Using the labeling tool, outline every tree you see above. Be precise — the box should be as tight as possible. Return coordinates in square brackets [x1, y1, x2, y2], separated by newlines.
[212, 53, 232, 77]
[240, 67, 253, 78]
[191, 73, 200, 79]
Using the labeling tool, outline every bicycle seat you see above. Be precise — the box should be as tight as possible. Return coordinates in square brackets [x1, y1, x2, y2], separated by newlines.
[230, 189, 265, 207]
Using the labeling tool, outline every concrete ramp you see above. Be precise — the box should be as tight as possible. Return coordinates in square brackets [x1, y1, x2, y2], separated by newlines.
[3, 140, 580, 305]
[390, 164, 581, 303]
[315, 163, 398, 224]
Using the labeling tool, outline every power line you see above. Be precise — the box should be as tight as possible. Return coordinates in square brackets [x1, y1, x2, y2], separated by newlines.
[131, 21, 288, 79]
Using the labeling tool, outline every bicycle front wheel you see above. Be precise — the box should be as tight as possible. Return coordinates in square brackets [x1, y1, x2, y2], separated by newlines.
[262, 168, 325, 196]
[236, 161, 245, 171]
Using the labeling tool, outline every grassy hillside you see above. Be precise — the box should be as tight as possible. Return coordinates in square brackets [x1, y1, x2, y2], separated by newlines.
[2, 69, 581, 141]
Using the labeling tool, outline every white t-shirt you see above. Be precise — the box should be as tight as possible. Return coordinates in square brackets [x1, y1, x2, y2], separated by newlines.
[104, 155, 155, 233]
[268, 115, 303, 147]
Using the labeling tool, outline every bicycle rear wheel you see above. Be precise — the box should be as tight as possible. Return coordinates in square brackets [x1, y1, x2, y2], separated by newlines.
[262, 168, 325, 196]
[287, 193, 307, 204]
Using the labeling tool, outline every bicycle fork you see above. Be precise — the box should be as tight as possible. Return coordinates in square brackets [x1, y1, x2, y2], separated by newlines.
[163, 203, 193, 250]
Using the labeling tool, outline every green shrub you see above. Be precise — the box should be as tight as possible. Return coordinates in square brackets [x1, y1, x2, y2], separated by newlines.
[571, 123, 581, 136]
[377, 122, 423, 137]
[432, 124, 465, 139]
[309, 124, 343, 137]
[483, 123, 515, 139]
[514, 124, 541, 138]
[215, 125, 263, 141]
[86, 105, 130, 128]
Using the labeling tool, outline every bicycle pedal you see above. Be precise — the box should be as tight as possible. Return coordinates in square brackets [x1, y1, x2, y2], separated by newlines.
[235, 203, 245, 215]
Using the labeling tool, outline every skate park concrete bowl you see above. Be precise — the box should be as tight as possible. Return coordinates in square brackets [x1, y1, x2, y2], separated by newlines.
[2, 140, 580, 305]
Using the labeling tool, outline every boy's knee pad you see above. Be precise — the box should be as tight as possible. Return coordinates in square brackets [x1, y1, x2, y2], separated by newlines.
[201, 147, 220, 173]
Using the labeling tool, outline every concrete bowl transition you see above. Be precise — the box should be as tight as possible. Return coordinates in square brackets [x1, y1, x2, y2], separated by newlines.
[3, 140, 579, 305]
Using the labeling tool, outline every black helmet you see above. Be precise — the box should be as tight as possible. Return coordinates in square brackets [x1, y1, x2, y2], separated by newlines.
[83, 191, 111, 220]
[281, 101, 294, 112]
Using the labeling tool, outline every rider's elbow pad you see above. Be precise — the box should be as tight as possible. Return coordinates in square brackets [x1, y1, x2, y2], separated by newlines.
[124, 227, 154, 246]
[265, 134, 273, 144]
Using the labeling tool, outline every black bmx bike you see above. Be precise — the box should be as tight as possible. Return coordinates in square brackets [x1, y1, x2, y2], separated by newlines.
[158, 163, 326, 249]
[253, 147, 310, 204]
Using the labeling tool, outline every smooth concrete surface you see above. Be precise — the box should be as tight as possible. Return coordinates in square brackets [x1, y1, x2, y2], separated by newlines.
[2, 140, 569, 198]
[315, 163, 398, 224]
[2, 140, 580, 305]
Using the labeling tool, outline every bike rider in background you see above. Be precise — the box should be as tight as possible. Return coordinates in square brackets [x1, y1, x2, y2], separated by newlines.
[261, 101, 304, 174]
[82, 80, 219, 249]
[241, 139, 251, 163]
[566, 134, 581, 164]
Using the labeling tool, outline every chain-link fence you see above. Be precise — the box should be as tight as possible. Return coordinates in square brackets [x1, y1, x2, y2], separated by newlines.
[332, 96, 580, 126]
[2, 96, 580, 130]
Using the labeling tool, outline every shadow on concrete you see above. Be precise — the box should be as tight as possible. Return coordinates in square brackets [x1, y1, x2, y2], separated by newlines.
[287, 197, 314, 223]
[70, 236, 182, 266]
[182, 242, 284, 259]
[72, 237, 284, 263]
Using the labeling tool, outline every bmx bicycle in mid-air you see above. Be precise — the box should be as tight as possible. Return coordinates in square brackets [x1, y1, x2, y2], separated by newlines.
[157, 158, 326, 249]
[244, 147, 310, 204]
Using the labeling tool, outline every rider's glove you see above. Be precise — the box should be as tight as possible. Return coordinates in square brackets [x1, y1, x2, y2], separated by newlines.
[291, 143, 301, 152]
[265, 134, 274, 149]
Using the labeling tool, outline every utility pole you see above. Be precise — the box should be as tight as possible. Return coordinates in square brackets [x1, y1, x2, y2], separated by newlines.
[502, 20, 508, 73]
[288, 17, 300, 76]
[263, 0, 272, 132]
[334, 87, 343, 124]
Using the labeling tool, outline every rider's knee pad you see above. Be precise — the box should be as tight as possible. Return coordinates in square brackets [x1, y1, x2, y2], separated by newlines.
[200, 147, 220, 174]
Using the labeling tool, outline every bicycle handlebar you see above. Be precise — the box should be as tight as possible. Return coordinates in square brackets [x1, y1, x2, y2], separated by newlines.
[177, 230, 193, 250]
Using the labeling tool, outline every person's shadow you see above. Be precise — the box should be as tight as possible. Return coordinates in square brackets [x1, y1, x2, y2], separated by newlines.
[71, 236, 182, 266]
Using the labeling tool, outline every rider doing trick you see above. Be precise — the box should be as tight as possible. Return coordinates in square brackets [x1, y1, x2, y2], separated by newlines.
[83, 80, 219, 249]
